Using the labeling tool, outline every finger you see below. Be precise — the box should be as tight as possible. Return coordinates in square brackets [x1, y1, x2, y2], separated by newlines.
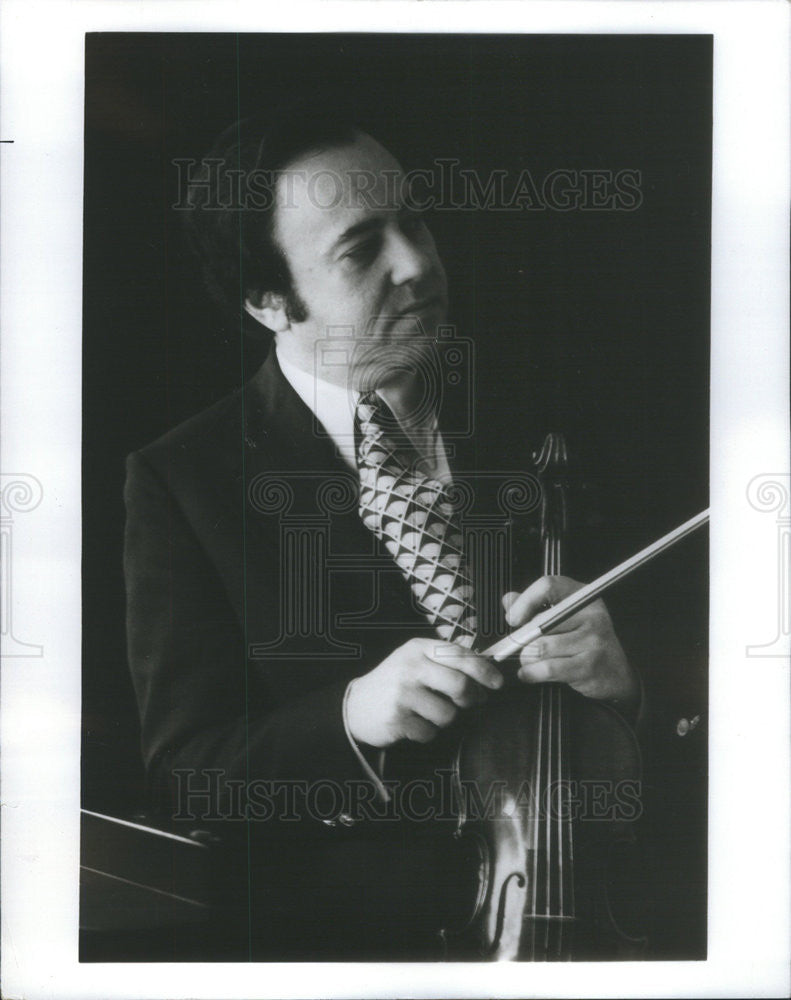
[505, 575, 583, 629]
[501, 591, 519, 613]
[424, 642, 504, 690]
[517, 652, 586, 685]
[419, 660, 488, 708]
[518, 630, 583, 663]
[406, 687, 458, 729]
[403, 713, 438, 744]
[530, 599, 609, 637]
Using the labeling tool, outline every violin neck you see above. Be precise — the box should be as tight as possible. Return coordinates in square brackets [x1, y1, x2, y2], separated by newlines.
[535, 430, 569, 578]
[543, 532, 563, 577]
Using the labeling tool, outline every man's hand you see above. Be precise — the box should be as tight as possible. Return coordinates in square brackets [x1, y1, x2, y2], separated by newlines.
[502, 576, 638, 706]
[346, 638, 504, 749]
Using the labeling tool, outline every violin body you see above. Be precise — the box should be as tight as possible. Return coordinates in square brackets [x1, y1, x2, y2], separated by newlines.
[441, 682, 647, 960]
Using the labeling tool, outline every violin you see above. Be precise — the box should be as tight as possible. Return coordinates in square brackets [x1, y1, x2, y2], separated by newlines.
[440, 434, 649, 960]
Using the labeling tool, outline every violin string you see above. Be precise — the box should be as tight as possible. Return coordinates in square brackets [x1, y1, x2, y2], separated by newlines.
[553, 531, 571, 959]
[532, 683, 543, 959]
[545, 682, 552, 958]
[555, 684, 563, 958]
[542, 541, 553, 959]
[553, 535, 564, 957]
[547, 707, 552, 961]
[548, 537, 559, 958]
[548, 535, 558, 958]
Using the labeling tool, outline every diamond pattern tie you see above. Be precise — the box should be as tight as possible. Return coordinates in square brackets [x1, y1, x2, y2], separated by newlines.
[354, 391, 478, 649]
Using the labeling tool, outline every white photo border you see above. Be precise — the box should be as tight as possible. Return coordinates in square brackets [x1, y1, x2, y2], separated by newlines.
[1, 1, 789, 998]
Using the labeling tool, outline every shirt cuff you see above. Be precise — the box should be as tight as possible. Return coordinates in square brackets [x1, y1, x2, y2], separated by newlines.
[342, 679, 391, 803]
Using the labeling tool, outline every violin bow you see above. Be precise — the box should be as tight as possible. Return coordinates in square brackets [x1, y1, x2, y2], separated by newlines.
[483, 508, 710, 662]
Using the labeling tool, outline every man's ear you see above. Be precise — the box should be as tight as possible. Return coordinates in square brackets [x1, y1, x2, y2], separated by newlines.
[244, 291, 290, 333]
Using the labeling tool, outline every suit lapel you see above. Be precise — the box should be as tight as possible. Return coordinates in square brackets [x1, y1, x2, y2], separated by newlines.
[241, 347, 375, 557]
[245, 347, 348, 474]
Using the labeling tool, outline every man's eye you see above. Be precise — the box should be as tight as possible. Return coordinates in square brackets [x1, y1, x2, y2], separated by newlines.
[345, 239, 379, 264]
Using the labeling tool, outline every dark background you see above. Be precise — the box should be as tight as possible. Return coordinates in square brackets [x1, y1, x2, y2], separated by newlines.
[82, 33, 710, 958]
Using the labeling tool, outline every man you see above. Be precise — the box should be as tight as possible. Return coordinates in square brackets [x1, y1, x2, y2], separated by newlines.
[124, 102, 639, 960]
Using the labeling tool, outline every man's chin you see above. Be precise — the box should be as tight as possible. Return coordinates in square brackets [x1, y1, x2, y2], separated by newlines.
[350, 336, 441, 395]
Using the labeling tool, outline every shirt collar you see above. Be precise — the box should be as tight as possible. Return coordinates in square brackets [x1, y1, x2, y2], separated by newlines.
[275, 342, 451, 481]
[276, 345, 358, 469]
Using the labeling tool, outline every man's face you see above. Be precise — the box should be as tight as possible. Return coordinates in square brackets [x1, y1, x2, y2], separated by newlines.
[266, 132, 448, 391]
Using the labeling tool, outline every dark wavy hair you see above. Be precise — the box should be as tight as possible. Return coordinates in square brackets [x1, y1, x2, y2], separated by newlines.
[183, 97, 359, 333]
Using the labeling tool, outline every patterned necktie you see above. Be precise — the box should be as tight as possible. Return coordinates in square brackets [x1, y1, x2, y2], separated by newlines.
[354, 391, 478, 649]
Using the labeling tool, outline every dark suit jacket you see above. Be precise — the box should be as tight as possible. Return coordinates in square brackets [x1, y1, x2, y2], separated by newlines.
[124, 345, 522, 958]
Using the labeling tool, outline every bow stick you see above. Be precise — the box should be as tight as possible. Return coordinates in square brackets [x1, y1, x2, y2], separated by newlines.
[483, 508, 710, 662]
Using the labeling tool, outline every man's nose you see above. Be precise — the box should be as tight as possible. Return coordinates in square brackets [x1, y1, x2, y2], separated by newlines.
[386, 228, 432, 286]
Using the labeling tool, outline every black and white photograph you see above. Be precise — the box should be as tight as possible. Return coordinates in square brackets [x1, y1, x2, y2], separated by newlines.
[1, 2, 789, 998]
[81, 29, 712, 964]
